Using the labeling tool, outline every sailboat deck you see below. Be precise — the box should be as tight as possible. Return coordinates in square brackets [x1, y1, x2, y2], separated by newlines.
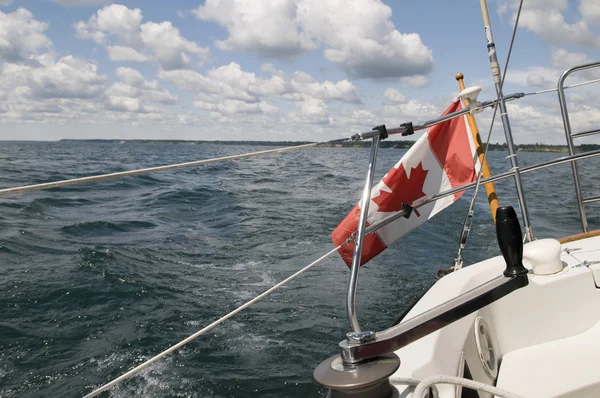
[391, 234, 600, 397]
[494, 235, 600, 398]
[497, 318, 600, 397]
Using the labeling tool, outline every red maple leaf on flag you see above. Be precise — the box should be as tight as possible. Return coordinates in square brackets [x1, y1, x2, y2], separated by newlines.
[372, 162, 429, 216]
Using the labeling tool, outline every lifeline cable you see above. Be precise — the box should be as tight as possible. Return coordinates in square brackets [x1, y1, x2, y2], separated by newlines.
[524, 77, 600, 96]
[0, 143, 317, 197]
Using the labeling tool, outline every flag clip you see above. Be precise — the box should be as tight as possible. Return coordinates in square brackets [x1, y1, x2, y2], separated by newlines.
[372, 124, 388, 140]
[400, 122, 414, 136]
[401, 203, 414, 218]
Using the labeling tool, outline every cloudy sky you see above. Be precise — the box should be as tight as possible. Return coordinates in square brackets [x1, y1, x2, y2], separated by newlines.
[0, 0, 598, 143]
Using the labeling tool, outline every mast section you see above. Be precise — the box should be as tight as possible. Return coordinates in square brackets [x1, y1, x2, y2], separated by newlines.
[480, 0, 533, 241]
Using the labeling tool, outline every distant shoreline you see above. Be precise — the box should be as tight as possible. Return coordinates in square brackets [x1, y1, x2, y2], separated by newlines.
[55, 139, 598, 153]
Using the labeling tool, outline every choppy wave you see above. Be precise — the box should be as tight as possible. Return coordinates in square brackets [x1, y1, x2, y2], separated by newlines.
[61, 220, 157, 237]
[0, 142, 593, 397]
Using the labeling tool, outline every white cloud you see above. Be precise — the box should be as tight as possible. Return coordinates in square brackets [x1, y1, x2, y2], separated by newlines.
[106, 81, 140, 98]
[299, 0, 433, 78]
[193, 97, 277, 116]
[159, 62, 361, 105]
[145, 89, 177, 105]
[580, 0, 600, 24]
[505, 66, 557, 87]
[115, 67, 145, 87]
[193, 0, 433, 79]
[288, 97, 330, 124]
[75, 4, 209, 70]
[106, 45, 148, 62]
[0, 8, 52, 64]
[330, 108, 375, 130]
[10, 56, 107, 100]
[178, 62, 361, 124]
[551, 48, 600, 80]
[0, 0, 13, 6]
[140, 21, 209, 70]
[289, 71, 361, 103]
[381, 90, 442, 127]
[205, 62, 275, 101]
[194, 0, 315, 60]
[499, 0, 600, 48]
[383, 88, 406, 103]
[157, 69, 217, 93]
[502, 101, 567, 143]
[0, 55, 110, 125]
[400, 75, 429, 88]
[107, 66, 178, 111]
[569, 104, 600, 136]
[160, 61, 364, 124]
[505, 48, 600, 89]
[93, 3, 142, 40]
[389, 99, 439, 119]
[0, 9, 116, 125]
[105, 96, 146, 113]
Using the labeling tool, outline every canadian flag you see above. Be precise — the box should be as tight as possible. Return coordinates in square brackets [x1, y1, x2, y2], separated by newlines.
[332, 99, 480, 267]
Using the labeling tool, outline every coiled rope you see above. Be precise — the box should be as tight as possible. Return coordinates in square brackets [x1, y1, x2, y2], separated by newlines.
[82, 244, 342, 398]
[413, 375, 523, 398]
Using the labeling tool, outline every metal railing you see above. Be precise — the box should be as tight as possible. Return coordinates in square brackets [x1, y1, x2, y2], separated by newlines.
[557, 61, 600, 232]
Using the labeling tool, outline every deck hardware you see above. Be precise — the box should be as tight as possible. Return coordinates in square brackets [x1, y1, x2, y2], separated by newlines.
[315, 205, 530, 396]
[401, 203, 414, 219]
[400, 122, 414, 136]
[346, 136, 381, 333]
[474, 317, 498, 380]
[458, 86, 483, 114]
[372, 124, 389, 140]
[583, 260, 600, 266]
[346, 331, 375, 344]
[496, 206, 528, 277]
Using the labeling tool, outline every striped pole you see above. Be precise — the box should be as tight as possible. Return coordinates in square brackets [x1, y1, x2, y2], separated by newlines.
[456, 72, 499, 223]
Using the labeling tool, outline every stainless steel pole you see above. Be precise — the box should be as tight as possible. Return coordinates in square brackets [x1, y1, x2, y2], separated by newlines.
[557, 61, 600, 233]
[480, 0, 534, 241]
[346, 136, 380, 333]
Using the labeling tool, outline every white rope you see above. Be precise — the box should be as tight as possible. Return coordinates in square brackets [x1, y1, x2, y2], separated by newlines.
[413, 375, 523, 398]
[0, 143, 317, 197]
[524, 78, 600, 96]
[82, 244, 341, 398]
[394, 377, 439, 397]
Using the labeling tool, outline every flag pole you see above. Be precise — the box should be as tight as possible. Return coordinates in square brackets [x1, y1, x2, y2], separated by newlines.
[456, 72, 499, 223]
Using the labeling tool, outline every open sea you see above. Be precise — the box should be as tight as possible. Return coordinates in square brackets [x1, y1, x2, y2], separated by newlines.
[1, 141, 598, 398]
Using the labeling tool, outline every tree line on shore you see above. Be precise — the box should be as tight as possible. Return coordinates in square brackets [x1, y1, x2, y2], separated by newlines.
[59, 139, 599, 152]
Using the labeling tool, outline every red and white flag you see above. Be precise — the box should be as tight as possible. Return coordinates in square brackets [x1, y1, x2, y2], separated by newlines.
[332, 99, 480, 267]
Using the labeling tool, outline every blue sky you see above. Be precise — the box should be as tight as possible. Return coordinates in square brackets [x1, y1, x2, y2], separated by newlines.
[0, 0, 598, 143]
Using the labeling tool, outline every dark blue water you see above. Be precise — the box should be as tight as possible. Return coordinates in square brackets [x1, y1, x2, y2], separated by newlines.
[0, 142, 597, 397]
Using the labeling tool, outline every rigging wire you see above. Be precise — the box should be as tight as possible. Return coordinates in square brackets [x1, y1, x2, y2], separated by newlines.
[524, 77, 600, 96]
[451, 0, 523, 272]
[0, 143, 317, 197]
[82, 245, 343, 398]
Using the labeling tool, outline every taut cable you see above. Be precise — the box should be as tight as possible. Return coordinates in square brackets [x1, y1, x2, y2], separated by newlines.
[82, 245, 342, 398]
[0, 143, 317, 197]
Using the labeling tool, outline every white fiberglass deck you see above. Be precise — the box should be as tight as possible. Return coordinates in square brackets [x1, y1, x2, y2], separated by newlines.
[390, 234, 600, 398]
